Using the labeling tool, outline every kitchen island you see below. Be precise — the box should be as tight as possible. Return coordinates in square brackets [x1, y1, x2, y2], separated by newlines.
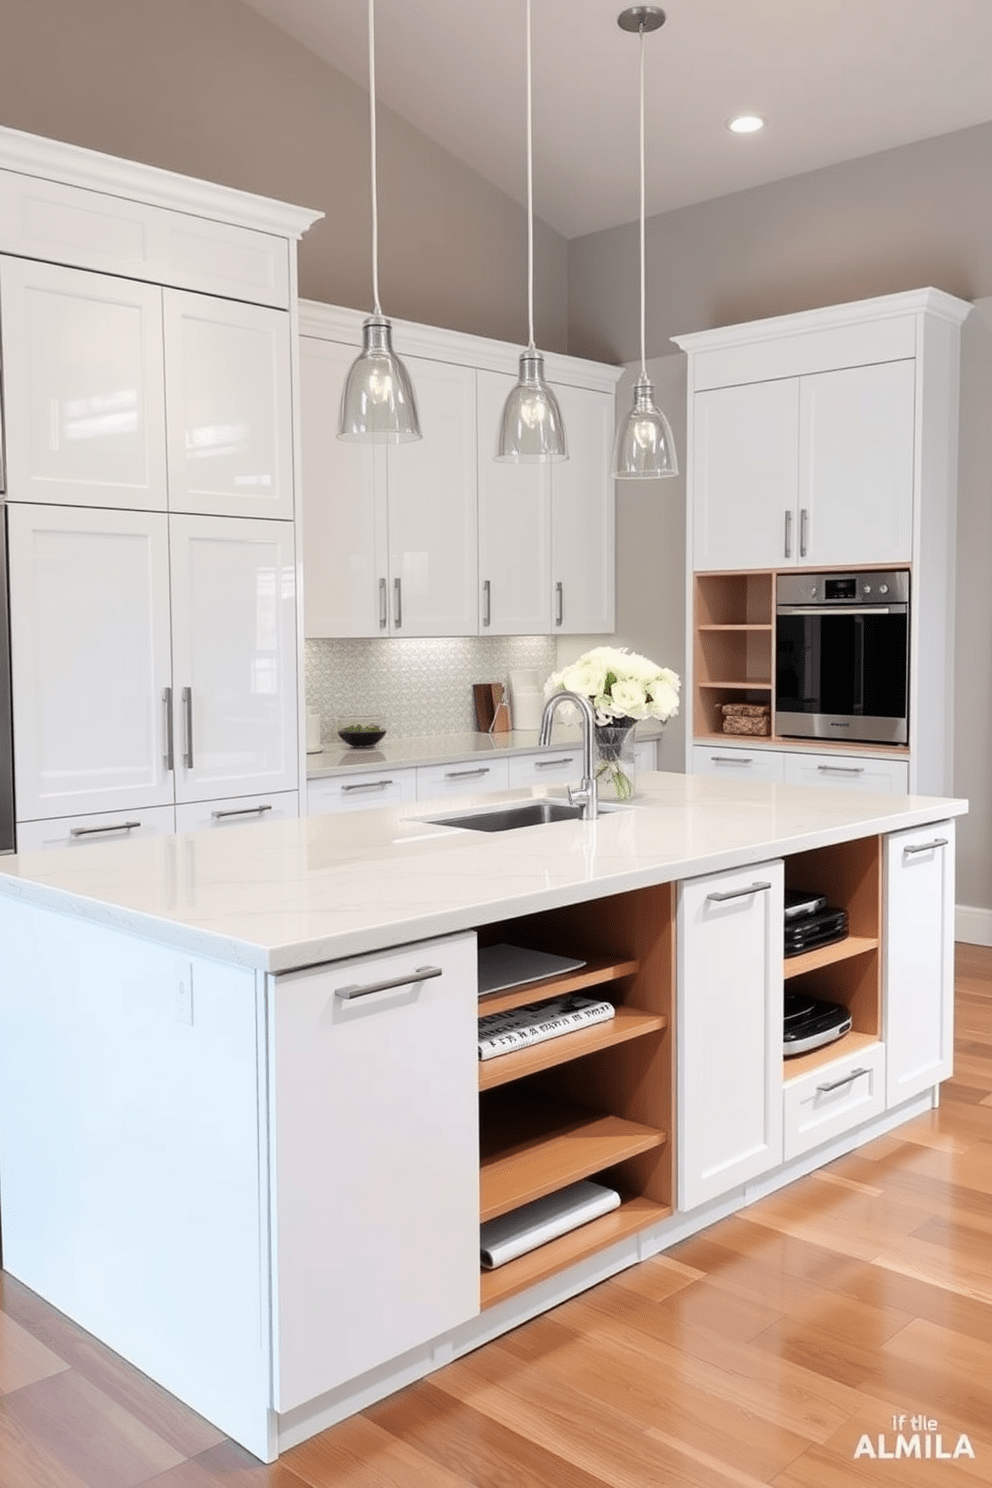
[0, 772, 965, 1461]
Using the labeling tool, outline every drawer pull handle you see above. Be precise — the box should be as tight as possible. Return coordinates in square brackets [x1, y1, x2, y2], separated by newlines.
[709, 755, 752, 766]
[393, 577, 402, 628]
[784, 508, 792, 559]
[163, 686, 174, 771]
[482, 579, 491, 628]
[341, 779, 394, 793]
[816, 1067, 868, 1095]
[706, 881, 772, 903]
[70, 820, 141, 838]
[903, 837, 949, 856]
[535, 757, 575, 768]
[817, 764, 864, 775]
[379, 577, 388, 629]
[182, 686, 194, 769]
[335, 964, 443, 1001]
[211, 805, 273, 820]
[555, 581, 564, 627]
[444, 767, 490, 779]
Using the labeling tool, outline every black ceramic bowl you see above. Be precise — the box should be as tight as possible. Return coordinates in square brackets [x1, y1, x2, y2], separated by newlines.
[338, 723, 387, 749]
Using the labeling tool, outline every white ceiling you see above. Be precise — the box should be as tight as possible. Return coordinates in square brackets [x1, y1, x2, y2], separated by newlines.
[239, 0, 992, 240]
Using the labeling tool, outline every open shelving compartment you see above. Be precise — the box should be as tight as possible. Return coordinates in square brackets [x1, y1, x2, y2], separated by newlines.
[693, 570, 774, 741]
[781, 835, 881, 1081]
[477, 883, 675, 1308]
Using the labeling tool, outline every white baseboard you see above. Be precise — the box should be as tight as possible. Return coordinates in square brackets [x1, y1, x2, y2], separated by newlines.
[955, 904, 992, 946]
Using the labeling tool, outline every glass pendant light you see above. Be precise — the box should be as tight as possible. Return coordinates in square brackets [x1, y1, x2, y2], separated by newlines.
[613, 6, 678, 480]
[495, 0, 567, 463]
[338, 0, 421, 443]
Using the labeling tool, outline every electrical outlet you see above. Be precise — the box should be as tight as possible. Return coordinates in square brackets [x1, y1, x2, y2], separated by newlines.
[177, 965, 194, 1025]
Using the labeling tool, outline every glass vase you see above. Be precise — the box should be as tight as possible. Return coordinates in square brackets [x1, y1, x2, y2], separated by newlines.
[594, 717, 637, 802]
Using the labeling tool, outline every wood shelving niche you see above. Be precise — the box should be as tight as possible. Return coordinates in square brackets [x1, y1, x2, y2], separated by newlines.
[477, 884, 675, 1309]
[694, 571, 774, 740]
[782, 835, 882, 1079]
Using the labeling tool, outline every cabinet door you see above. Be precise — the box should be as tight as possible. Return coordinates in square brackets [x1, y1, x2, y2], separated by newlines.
[551, 383, 615, 633]
[163, 291, 294, 520]
[169, 515, 298, 804]
[415, 758, 510, 801]
[15, 805, 176, 853]
[883, 821, 955, 1106]
[783, 751, 909, 794]
[306, 769, 417, 815]
[175, 790, 299, 834]
[799, 360, 915, 567]
[678, 861, 784, 1209]
[692, 745, 786, 783]
[692, 380, 799, 571]
[269, 933, 480, 1410]
[477, 370, 552, 634]
[0, 258, 167, 510]
[8, 504, 174, 820]
[299, 337, 388, 638]
[386, 355, 478, 636]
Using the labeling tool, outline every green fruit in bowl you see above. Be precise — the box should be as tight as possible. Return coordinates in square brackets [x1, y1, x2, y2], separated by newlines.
[338, 722, 386, 748]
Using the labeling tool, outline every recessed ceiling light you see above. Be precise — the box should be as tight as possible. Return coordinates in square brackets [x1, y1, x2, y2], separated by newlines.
[727, 113, 767, 135]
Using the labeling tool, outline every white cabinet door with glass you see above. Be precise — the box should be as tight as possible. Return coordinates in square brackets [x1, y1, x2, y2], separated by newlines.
[691, 361, 915, 572]
[677, 861, 784, 1210]
[300, 337, 477, 638]
[268, 933, 480, 1411]
[883, 821, 955, 1107]
[0, 257, 168, 511]
[169, 515, 298, 804]
[7, 503, 175, 821]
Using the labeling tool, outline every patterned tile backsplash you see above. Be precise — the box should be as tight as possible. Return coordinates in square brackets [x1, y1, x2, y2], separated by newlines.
[305, 635, 559, 738]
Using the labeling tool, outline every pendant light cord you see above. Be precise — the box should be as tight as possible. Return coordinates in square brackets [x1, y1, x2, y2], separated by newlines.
[638, 18, 647, 378]
[525, 0, 536, 353]
[368, 0, 382, 317]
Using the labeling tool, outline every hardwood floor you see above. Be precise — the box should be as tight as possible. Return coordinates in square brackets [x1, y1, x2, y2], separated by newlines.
[1, 945, 989, 1487]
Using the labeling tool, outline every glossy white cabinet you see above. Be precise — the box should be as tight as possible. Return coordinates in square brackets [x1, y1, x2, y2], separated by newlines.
[692, 744, 786, 783]
[269, 933, 479, 1410]
[506, 748, 581, 789]
[551, 381, 615, 633]
[15, 805, 177, 853]
[0, 258, 168, 511]
[883, 821, 955, 1106]
[477, 369, 552, 635]
[307, 769, 417, 815]
[174, 790, 299, 834]
[782, 751, 909, 794]
[678, 861, 784, 1209]
[8, 504, 175, 820]
[782, 1041, 886, 1162]
[415, 758, 509, 801]
[169, 515, 298, 803]
[300, 338, 477, 638]
[163, 292, 294, 521]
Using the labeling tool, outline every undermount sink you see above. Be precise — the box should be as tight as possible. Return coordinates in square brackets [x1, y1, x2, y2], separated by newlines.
[424, 800, 622, 833]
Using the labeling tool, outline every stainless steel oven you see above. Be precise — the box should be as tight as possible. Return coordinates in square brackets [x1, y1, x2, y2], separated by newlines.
[775, 570, 909, 746]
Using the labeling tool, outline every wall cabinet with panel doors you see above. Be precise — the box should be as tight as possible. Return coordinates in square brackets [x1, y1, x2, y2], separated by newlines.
[300, 302, 621, 641]
[0, 258, 295, 521]
[299, 335, 478, 638]
[8, 504, 298, 829]
[676, 289, 970, 796]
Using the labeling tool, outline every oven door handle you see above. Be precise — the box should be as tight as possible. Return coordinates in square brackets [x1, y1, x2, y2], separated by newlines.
[776, 604, 905, 617]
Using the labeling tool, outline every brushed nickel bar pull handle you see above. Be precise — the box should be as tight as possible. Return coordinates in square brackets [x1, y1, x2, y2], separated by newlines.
[709, 755, 753, 766]
[444, 767, 490, 779]
[379, 577, 388, 629]
[706, 881, 772, 903]
[800, 506, 809, 558]
[393, 577, 402, 628]
[163, 686, 174, 771]
[335, 964, 443, 1001]
[70, 820, 141, 837]
[341, 778, 394, 793]
[482, 579, 491, 628]
[555, 581, 563, 627]
[535, 757, 575, 768]
[784, 509, 792, 559]
[904, 837, 949, 855]
[817, 764, 864, 775]
[182, 686, 194, 769]
[211, 805, 273, 820]
[816, 1068, 868, 1095]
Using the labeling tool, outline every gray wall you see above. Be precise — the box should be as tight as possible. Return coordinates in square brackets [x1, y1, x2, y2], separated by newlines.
[571, 125, 992, 918]
[0, 0, 569, 351]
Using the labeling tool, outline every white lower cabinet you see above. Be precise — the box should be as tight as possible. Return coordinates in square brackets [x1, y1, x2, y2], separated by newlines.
[307, 769, 417, 815]
[678, 861, 784, 1210]
[415, 758, 509, 801]
[506, 749, 581, 789]
[174, 791, 299, 834]
[783, 751, 909, 793]
[268, 933, 480, 1411]
[783, 1042, 886, 1161]
[15, 805, 177, 853]
[692, 745, 786, 783]
[883, 820, 955, 1106]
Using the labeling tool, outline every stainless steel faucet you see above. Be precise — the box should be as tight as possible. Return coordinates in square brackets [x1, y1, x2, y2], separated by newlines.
[539, 690, 599, 820]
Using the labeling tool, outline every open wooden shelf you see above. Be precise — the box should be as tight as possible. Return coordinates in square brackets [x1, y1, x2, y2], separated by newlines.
[479, 1093, 667, 1223]
[782, 1029, 880, 1082]
[698, 679, 773, 691]
[783, 934, 879, 980]
[479, 1006, 666, 1091]
[480, 1194, 670, 1309]
[477, 954, 638, 1019]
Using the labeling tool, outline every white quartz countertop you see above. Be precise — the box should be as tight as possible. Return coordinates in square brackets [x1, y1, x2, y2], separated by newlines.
[0, 774, 967, 975]
[305, 724, 663, 778]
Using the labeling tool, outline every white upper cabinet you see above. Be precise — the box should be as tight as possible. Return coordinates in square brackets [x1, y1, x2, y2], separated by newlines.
[0, 258, 168, 510]
[476, 369, 552, 635]
[551, 381, 616, 634]
[163, 291, 294, 521]
[8, 503, 174, 820]
[169, 515, 298, 803]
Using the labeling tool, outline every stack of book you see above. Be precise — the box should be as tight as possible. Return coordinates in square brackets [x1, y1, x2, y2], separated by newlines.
[478, 993, 615, 1061]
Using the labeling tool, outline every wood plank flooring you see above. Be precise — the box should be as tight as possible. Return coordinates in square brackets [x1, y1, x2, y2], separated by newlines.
[1, 943, 989, 1487]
